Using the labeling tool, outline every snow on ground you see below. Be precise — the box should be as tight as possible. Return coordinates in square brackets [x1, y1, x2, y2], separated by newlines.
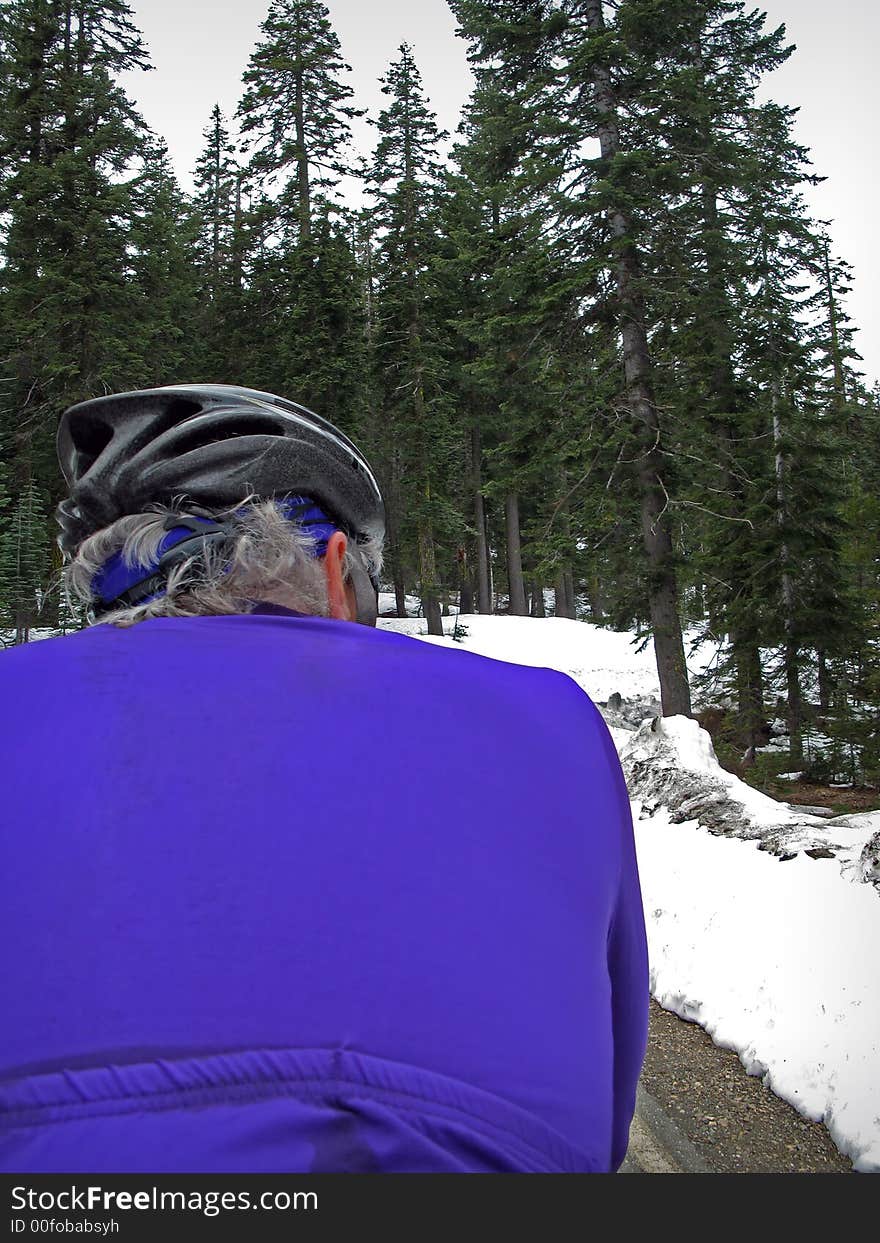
[378, 609, 718, 704]
[637, 813, 880, 1172]
[620, 714, 880, 877]
[381, 612, 880, 1172]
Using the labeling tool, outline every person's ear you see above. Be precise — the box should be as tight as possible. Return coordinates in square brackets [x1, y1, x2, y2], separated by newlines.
[323, 530, 354, 620]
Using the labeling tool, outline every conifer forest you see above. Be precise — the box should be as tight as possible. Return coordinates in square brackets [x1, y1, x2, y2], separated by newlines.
[1, 1, 878, 784]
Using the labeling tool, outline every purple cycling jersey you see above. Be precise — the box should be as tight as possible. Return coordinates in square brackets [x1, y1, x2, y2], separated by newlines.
[0, 608, 648, 1172]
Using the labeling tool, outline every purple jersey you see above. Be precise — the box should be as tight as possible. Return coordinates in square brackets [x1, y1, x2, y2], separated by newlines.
[0, 608, 648, 1172]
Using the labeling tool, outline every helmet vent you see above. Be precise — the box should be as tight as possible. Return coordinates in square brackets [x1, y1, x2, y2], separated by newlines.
[171, 415, 282, 456]
[162, 397, 204, 424]
[68, 415, 114, 477]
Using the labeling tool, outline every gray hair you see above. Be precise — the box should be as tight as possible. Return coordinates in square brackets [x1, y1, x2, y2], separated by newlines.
[62, 496, 384, 628]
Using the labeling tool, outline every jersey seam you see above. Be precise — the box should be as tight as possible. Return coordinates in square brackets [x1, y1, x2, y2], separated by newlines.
[1, 1073, 579, 1172]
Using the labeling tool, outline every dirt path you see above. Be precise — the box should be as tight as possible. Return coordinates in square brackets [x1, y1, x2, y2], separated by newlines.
[624, 1000, 853, 1173]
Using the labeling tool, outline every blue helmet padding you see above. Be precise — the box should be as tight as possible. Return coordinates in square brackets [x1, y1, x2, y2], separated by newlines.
[92, 497, 339, 610]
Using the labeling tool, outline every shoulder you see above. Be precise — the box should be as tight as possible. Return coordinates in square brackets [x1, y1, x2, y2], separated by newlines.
[380, 623, 603, 702]
[379, 628, 615, 757]
[0, 627, 96, 675]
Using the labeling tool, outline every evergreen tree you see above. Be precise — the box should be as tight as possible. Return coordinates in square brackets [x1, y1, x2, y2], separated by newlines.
[279, 206, 368, 425]
[447, 63, 619, 624]
[836, 385, 880, 781]
[0, 475, 50, 641]
[231, 1, 370, 432]
[192, 105, 239, 305]
[0, 0, 150, 427]
[367, 44, 455, 635]
[0, 0, 151, 620]
[224, 181, 289, 392]
[0, 452, 10, 620]
[190, 105, 243, 379]
[126, 137, 202, 386]
[431, 173, 494, 615]
[220, 185, 368, 428]
[237, 0, 362, 242]
[608, 0, 796, 748]
[452, 0, 693, 713]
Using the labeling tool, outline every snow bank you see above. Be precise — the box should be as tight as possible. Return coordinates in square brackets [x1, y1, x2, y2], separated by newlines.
[378, 612, 715, 704]
[637, 811, 880, 1172]
[620, 716, 880, 883]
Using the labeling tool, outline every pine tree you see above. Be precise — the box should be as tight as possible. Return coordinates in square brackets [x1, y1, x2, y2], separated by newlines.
[610, 0, 796, 748]
[431, 174, 494, 615]
[230, 1, 371, 435]
[237, 0, 362, 242]
[0, 0, 150, 423]
[126, 137, 202, 386]
[0, 476, 50, 641]
[451, 0, 693, 713]
[0, 453, 10, 620]
[192, 105, 239, 305]
[573, 0, 693, 712]
[447, 61, 620, 625]
[615, 3, 868, 763]
[837, 385, 880, 782]
[189, 104, 244, 380]
[449, 76, 538, 619]
[0, 0, 151, 626]
[368, 44, 455, 635]
[726, 97, 858, 767]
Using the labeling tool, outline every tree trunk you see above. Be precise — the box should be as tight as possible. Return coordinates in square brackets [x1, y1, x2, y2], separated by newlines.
[505, 492, 527, 615]
[232, 172, 244, 292]
[394, 577, 406, 618]
[420, 528, 443, 635]
[587, 573, 605, 623]
[773, 390, 803, 765]
[383, 454, 407, 618]
[736, 637, 765, 764]
[584, 0, 690, 717]
[211, 111, 221, 300]
[823, 241, 846, 409]
[817, 648, 832, 713]
[554, 573, 574, 620]
[471, 423, 492, 613]
[562, 571, 575, 619]
[458, 547, 474, 615]
[361, 220, 376, 345]
[531, 582, 546, 618]
[553, 479, 577, 621]
[293, 8, 310, 243]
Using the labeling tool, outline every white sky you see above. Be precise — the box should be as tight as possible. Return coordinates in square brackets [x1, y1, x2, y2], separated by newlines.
[120, 0, 879, 385]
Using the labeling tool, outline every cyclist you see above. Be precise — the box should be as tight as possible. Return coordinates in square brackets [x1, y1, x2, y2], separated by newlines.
[0, 384, 648, 1173]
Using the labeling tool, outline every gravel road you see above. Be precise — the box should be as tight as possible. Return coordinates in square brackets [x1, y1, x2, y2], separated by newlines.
[622, 1000, 853, 1173]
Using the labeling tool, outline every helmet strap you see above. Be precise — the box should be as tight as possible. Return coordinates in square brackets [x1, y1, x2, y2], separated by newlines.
[347, 551, 379, 628]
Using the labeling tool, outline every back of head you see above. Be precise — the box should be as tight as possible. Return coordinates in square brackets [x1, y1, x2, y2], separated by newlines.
[55, 384, 385, 627]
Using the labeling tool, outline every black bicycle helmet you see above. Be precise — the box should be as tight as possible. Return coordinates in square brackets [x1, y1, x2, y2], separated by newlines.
[55, 384, 385, 623]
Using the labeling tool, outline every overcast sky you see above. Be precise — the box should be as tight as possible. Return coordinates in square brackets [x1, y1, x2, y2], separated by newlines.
[120, 0, 879, 385]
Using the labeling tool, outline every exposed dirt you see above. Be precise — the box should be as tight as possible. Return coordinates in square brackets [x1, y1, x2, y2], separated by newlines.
[767, 782, 880, 815]
[714, 751, 880, 815]
[639, 999, 854, 1173]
